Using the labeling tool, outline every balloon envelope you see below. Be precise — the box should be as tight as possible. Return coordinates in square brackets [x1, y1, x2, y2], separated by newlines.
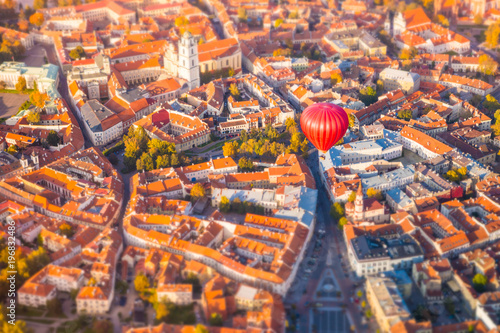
[300, 103, 349, 153]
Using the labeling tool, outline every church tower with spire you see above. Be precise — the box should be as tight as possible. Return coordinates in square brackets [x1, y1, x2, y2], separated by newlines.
[354, 183, 364, 221]
[178, 32, 200, 90]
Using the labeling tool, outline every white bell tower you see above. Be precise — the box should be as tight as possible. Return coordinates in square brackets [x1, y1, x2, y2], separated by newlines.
[178, 32, 200, 90]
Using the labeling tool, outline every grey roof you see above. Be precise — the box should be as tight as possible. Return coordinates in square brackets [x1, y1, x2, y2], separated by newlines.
[351, 234, 423, 261]
[380, 68, 420, 84]
[386, 188, 413, 207]
[81, 99, 114, 132]
[41, 64, 59, 81]
[360, 32, 385, 49]
[119, 87, 147, 103]
[274, 186, 317, 228]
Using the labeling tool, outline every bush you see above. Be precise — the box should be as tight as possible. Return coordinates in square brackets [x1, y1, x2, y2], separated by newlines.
[107, 153, 118, 165]
[103, 140, 124, 156]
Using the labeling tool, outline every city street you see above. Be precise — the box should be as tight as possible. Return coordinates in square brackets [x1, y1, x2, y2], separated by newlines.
[284, 150, 372, 333]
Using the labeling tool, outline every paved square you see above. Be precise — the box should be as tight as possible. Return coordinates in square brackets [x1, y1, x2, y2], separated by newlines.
[0, 93, 29, 118]
[310, 308, 350, 333]
[22, 45, 47, 67]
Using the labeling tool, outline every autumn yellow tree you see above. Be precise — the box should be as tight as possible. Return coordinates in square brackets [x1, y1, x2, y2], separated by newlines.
[15, 76, 26, 92]
[229, 83, 239, 97]
[435, 14, 449, 27]
[191, 183, 205, 202]
[237, 7, 247, 21]
[479, 54, 498, 76]
[134, 273, 150, 293]
[18, 20, 29, 32]
[222, 141, 239, 157]
[399, 47, 418, 60]
[29, 13, 45, 27]
[30, 90, 49, 109]
[26, 111, 41, 124]
[485, 23, 500, 48]
[366, 188, 383, 201]
[330, 72, 343, 86]
[175, 16, 189, 27]
[474, 15, 484, 25]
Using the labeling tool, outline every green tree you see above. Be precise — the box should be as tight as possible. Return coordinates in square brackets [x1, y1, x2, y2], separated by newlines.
[170, 153, 179, 167]
[300, 139, 309, 157]
[348, 113, 356, 129]
[264, 124, 278, 141]
[148, 138, 175, 158]
[195, 324, 209, 333]
[330, 202, 345, 220]
[134, 273, 150, 293]
[444, 297, 455, 315]
[220, 196, 230, 213]
[338, 217, 348, 230]
[93, 320, 113, 333]
[47, 298, 61, 316]
[484, 94, 500, 112]
[397, 109, 412, 120]
[69, 46, 86, 60]
[155, 302, 170, 321]
[209, 313, 223, 327]
[136, 153, 154, 171]
[472, 273, 487, 293]
[359, 86, 377, 106]
[238, 156, 254, 171]
[69, 289, 79, 301]
[15, 76, 26, 92]
[6, 145, 18, 155]
[156, 154, 170, 169]
[231, 197, 244, 214]
[47, 130, 60, 146]
[191, 183, 205, 202]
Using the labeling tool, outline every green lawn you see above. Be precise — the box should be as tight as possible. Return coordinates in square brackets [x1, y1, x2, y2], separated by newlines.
[46, 311, 68, 319]
[0, 89, 34, 94]
[161, 303, 196, 325]
[198, 141, 226, 153]
[25, 318, 55, 324]
[18, 306, 45, 317]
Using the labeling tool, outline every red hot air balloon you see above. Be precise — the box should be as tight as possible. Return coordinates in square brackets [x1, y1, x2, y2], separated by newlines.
[300, 103, 349, 153]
